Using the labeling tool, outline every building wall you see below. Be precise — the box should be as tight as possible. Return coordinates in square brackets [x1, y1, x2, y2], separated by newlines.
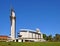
[18, 31, 46, 42]
[19, 31, 42, 39]
[28, 32, 32, 38]
[38, 34, 41, 39]
[20, 32, 28, 38]
[0, 36, 8, 42]
[33, 33, 35, 38]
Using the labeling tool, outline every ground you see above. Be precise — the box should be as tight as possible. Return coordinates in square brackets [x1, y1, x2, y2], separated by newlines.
[0, 42, 60, 46]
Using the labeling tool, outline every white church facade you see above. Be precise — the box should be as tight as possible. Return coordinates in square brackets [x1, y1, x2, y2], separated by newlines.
[17, 29, 45, 42]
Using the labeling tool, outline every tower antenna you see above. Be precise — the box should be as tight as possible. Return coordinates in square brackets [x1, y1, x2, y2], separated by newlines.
[10, 0, 14, 12]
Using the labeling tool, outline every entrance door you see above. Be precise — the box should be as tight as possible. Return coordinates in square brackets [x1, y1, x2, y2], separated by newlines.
[22, 39, 23, 42]
[16, 39, 18, 42]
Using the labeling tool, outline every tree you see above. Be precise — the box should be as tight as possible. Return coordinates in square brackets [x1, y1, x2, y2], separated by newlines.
[54, 34, 60, 41]
[43, 34, 53, 41]
[47, 35, 52, 41]
[43, 34, 47, 40]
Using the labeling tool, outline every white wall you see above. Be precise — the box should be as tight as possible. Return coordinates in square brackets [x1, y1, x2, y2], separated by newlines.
[39, 35, 41, 38]
[18, 39, 21, 42]
[41, 34, 43, 38]
[19, 31, 43, 39]
[33, 33, 35, 38]
[35, 34, 38, 39]
[28, 32, 32, 38]
[20, 32, 28, 38]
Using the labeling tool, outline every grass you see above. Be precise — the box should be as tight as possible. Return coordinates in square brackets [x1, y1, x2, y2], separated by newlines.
[0, 42, 60, 46]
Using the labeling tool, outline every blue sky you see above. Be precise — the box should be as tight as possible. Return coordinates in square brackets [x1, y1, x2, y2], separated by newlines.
[0, 0, 60, 36]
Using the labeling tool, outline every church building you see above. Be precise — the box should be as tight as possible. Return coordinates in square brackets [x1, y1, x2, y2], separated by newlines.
[9, 8, 45, 42]
[17, 28, 45, 42]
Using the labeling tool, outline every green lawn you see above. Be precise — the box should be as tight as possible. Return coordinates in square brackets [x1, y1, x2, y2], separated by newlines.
[0, 42, 60, 46]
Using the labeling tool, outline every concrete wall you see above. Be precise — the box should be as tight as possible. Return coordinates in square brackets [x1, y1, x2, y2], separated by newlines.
[19, 31, 42, 39]
[18, 31, 45, 42]
[20, 32, 28, 38]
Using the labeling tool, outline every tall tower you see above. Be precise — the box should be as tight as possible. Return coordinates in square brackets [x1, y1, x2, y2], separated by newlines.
[10, 9, 16, 41]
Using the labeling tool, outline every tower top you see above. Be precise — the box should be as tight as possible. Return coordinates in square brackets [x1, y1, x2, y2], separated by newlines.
[10, 0, 16, 17]
[11, 8, 15, 17]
